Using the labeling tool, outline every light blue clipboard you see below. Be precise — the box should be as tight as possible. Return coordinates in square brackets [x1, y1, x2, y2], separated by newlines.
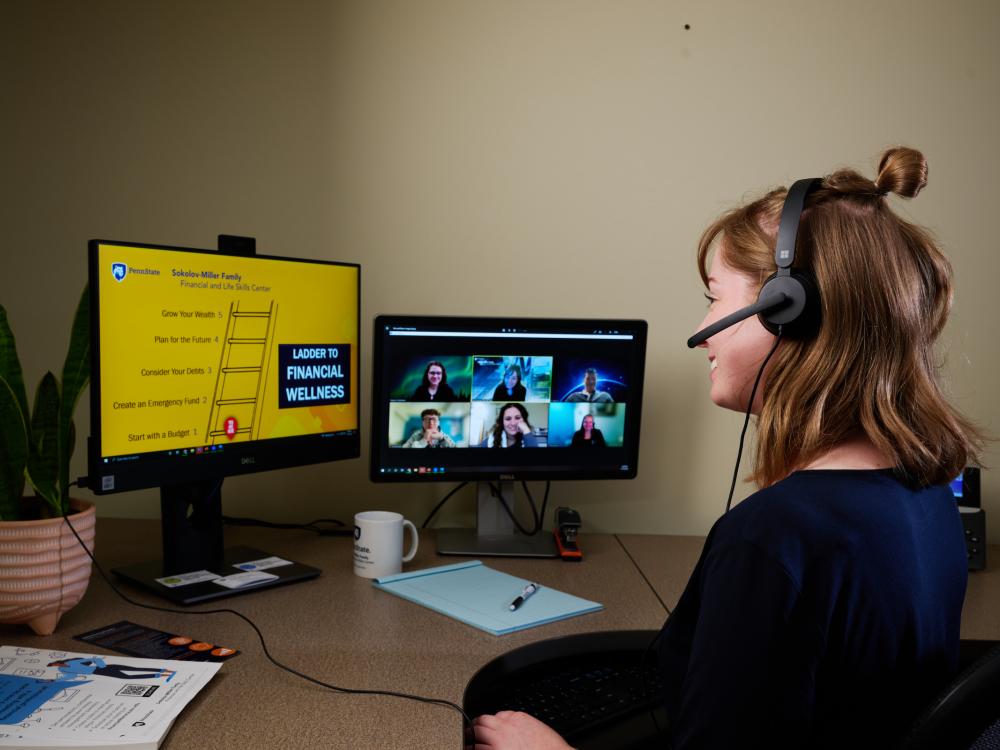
[373, 560, 603, 636]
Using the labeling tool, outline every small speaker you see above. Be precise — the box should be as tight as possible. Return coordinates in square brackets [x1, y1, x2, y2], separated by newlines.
[953, 468, 985, 571]
[961, 507, 986, 572]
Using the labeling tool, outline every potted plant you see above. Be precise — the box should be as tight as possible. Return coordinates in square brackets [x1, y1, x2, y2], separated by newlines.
[0, 287, 95, 635]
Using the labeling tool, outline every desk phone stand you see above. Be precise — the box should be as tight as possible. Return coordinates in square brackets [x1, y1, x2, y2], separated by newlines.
[436, 480, 558, 558]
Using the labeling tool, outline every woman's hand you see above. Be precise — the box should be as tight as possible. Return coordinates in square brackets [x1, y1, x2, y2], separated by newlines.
[470, 712, 574, 750]
[517, 422, 532, 436]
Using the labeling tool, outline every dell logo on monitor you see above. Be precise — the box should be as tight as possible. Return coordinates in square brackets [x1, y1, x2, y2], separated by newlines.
[241, 456, 256, 465]
[111, 263, 128, 282]
[500, 473, 515, 480]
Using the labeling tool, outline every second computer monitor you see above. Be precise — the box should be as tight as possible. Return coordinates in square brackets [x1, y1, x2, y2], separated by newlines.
[370, 316, 647, 482]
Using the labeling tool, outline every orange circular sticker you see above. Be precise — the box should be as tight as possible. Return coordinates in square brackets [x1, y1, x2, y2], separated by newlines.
[211, 647, 236, 657]
[168, 636, 192, 646]
[188, 642, 214, 652]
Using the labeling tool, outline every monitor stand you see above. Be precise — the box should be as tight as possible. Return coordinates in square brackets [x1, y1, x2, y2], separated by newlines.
[436, 480, 558, 558]
[112, 480, 321, 605]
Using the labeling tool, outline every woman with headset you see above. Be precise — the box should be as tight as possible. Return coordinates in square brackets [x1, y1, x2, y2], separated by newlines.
[471, 147, 982, 749]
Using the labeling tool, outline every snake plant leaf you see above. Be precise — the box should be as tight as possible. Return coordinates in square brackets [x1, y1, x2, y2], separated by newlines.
[68, 420, 76, 461]
[26, 372, 60, 514]
[58, 286, 89, 510]
[0, 305, 30, 432]
[0, 376, 28, 520]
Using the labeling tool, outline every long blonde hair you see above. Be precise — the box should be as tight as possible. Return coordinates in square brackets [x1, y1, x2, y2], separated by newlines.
[697, 146, 982, 487]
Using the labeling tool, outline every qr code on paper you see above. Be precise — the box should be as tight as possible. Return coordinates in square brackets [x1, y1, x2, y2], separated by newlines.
[115, 684, 158, 698]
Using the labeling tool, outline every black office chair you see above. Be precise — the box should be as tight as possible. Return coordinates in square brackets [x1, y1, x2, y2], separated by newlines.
[463, 630, 668, 750]
[897, 640, 1000, 750]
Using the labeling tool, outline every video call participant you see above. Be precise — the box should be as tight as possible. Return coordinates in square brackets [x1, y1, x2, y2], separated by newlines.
[472, 147, 981, 749]
[480, 403, 538, 447]
[491, 364, 527, 401]
[570, 414, 606, 447]
[400, 409, 456, 448]
[409, 361, 457, 401]
[564, 368, 613, 402]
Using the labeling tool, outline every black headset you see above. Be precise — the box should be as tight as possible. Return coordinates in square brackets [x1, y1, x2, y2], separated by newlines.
[687, 178, 823, 348]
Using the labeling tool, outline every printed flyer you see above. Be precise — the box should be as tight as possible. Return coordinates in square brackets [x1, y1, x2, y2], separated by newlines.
[0, 646, 220, 748]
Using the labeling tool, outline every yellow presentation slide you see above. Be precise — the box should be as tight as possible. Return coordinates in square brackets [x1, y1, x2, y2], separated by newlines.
[97, 243, 358, 457]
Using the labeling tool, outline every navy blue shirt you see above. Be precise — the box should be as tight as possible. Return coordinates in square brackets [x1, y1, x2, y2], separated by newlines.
[658, 469, 967, 749]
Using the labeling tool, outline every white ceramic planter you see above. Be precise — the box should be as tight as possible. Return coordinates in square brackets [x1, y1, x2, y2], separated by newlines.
[0, 499, 96, 635]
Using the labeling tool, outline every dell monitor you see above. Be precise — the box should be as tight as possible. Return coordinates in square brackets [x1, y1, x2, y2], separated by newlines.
[370, 315, 647, 557]
[88, 237, 360, 603]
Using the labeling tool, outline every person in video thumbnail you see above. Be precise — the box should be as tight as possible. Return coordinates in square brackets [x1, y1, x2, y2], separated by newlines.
[401, 409, 456, 448]
[565, 368, 613, 403]
[409, 361, 457, 402]
[481, 403, 538, 447]
[571, 414, 606, 447]
[492, 364, 527, 401]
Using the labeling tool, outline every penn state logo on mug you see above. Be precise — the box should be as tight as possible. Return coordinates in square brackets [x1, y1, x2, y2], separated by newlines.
[111, 262, 128, 283]
[354, 525, 361, 540]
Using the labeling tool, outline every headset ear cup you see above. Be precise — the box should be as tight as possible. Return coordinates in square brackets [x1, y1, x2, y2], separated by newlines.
[757, 271, 821, 337]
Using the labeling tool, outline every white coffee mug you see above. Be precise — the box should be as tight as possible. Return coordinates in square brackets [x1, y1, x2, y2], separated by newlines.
[353, 511, 419, 579]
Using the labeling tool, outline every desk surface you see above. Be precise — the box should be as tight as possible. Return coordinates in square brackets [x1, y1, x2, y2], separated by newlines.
[0, 521, 667, 750]
[618, 534, 1000, 640]
[2, 523, 996, 749]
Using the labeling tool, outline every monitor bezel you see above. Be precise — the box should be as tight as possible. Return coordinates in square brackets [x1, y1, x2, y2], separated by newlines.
[369, 314, 647, 483]
[87, 238, 361, 495]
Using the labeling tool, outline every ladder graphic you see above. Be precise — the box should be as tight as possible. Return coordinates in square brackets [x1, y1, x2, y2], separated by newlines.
[205, 300, 277, 444]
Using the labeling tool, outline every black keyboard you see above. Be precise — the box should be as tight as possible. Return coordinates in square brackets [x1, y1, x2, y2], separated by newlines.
[502, 661, 665, 737]
[464, 630, 670, 749]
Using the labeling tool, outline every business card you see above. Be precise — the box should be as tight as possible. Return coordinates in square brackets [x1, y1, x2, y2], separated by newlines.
[154, 570, 221, 588]
[213, 570, 280, 589]
[233, 555, 293, 572]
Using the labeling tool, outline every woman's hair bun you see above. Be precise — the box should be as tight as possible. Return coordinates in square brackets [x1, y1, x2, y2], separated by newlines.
[874, 146, 928, 198]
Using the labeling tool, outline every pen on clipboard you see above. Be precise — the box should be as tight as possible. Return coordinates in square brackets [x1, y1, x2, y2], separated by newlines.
[509, 583, 540, 611]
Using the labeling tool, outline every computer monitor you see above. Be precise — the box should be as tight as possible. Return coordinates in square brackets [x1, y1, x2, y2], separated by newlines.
[950, 467, 981, 507]
[370, 315, 647, 557]
[87, 237, 360, 603]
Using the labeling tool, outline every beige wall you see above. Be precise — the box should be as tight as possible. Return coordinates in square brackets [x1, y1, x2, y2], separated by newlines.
[3, 0, 998, 539]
